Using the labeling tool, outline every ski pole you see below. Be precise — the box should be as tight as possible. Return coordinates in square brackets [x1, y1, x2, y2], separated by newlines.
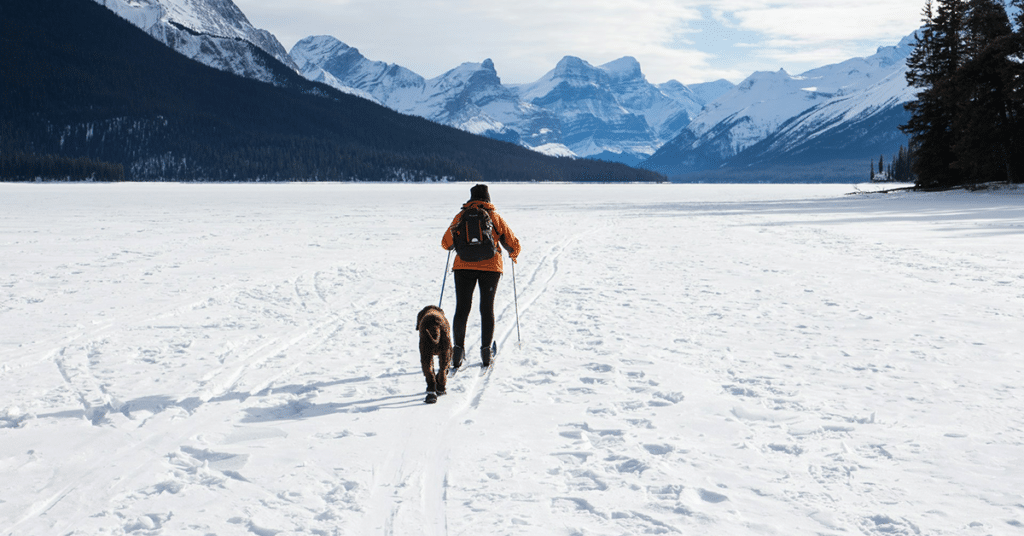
[511, 254, 521, 345]
[439, 249, 452, 308]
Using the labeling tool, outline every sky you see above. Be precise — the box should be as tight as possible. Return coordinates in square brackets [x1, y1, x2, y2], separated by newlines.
[232, 0, 925, 85]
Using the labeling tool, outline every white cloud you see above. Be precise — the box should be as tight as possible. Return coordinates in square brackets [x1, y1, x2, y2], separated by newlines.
[234, 0, 923, 84]
[732, 2, 921, 43]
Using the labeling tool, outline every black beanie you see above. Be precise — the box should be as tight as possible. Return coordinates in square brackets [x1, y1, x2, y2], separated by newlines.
[469, 184, 490, 202]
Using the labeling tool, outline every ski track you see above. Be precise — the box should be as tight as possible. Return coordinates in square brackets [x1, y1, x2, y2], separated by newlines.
[2, 183, 1023, 536]
[356, 209, 598, 535]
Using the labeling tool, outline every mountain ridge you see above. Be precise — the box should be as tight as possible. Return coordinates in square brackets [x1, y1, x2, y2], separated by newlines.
[291, 30, 918, 178]
[290, 36, 728, 164]
[2, 0, 663, 183]
[642, 33, 918, 180]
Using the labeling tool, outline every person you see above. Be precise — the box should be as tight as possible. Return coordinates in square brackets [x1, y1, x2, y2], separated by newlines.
[441, 184, 521, 369]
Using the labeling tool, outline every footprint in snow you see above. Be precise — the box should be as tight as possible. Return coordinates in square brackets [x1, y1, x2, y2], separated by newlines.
[698, 488, 729, 503]
[859, 514, 921, 536]
[611, 457, 649, 475]
[642, 443, 674, 455]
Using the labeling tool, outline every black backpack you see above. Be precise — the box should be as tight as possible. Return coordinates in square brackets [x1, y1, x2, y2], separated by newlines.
[452, 206, 498, 262]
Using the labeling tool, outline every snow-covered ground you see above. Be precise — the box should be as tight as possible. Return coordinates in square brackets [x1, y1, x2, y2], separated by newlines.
[2, 182, 1022, 536]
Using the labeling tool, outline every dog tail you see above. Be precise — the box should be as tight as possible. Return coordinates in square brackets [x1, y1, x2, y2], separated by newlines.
[429, 325, 441, 345]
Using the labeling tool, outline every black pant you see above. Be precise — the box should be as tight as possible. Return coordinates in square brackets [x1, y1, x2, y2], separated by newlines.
[452, 269, 501, 349]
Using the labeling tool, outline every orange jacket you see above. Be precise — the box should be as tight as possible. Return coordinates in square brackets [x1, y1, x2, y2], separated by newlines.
[442, 201, 521, 273]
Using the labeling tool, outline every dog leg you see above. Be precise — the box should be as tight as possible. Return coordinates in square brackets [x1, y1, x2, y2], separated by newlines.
[436, 347, 451, 394]
[421, 350, 437, 393]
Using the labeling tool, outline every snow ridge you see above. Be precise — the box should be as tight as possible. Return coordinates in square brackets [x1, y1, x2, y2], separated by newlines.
[92, 0, 299, 85]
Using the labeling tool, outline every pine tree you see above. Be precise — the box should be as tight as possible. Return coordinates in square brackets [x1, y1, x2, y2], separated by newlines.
[1007, 0, 1024, 183]
[903, 0, 1024, 188]
[895, 145, 915, 182]
[951, 0, 1019, 183]
[902, 0, 968, 189]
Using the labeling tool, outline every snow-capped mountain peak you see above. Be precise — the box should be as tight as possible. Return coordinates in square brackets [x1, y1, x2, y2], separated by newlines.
[290, 35, 425, 108]
[436, 59, 501, 88]
[600, 56, 644, 80]
[289, 35, 354, 72]
[551, 56, 595, 79]
[93, 0, 299, 84]
[519, 56, 649, 102]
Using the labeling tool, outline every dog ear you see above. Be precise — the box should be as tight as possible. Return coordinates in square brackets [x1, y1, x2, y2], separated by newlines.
[416, 306, 428, 331]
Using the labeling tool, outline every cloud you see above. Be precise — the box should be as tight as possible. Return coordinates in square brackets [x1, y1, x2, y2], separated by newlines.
[234, 0, 923, 84]
[731, 2, 921, 42]
[720, 2, 921, 73]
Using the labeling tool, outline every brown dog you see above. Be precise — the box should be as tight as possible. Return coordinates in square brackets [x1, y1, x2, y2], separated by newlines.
[416, 305, 452, 403]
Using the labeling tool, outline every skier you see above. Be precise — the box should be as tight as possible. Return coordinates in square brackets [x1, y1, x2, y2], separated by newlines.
[442, 184, 521, 370]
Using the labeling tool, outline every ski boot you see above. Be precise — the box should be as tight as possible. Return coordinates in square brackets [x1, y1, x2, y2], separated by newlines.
[451, 346, 464, 370]
[481, 344, 492, 368]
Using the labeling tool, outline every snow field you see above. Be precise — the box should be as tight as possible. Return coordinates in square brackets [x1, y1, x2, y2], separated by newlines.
[1, 182, 1022, 535]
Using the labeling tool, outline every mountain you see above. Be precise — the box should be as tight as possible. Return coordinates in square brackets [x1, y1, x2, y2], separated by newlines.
[643, 34, 918, 180]
[291, 37, 565, 154]
[416, 60, 561, 150]
[1, 0, 663, 183]
[290, 36, 421, 106]
[516, 56, 709, 165]
[728, 67, 914, 169]
[290, 37, 727, 163]
[291, 29, 918, 180]
[93, 0, 300, 84]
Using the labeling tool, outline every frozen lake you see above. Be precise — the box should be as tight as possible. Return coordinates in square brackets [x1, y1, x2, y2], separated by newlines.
[2, 182, 1022, 535]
